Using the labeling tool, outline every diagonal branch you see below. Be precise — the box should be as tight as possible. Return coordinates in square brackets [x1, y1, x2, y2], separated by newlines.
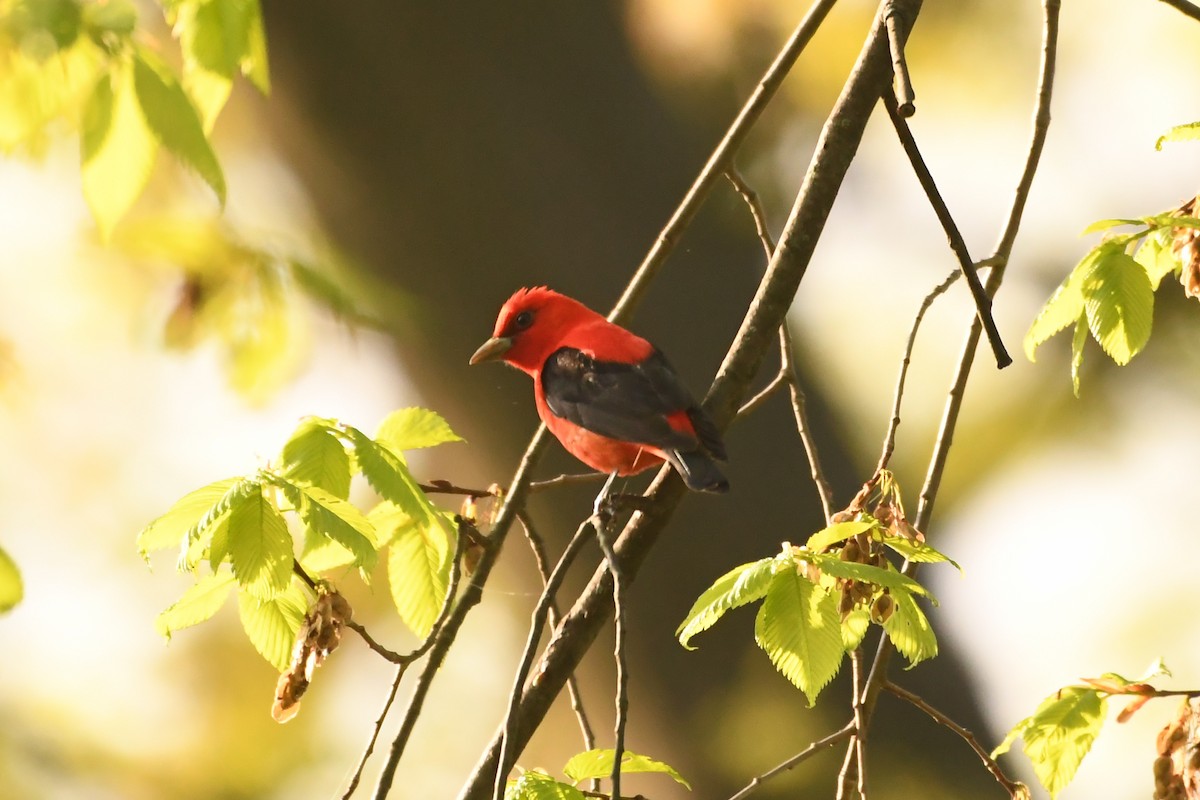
[726, 722, 857, 800]
[1158, 0, 1200, 23]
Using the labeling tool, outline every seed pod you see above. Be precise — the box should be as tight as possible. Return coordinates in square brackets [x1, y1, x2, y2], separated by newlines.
[841, 540, 861, 563]
[830, 510, 855, 524]
[1158, 720, 1186, 756]
[1154, 755, 1174, 779]
[839, 590, 856, 619]
[871, 593, 895, 624]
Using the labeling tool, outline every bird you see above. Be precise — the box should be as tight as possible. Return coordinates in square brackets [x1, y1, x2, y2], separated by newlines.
[470, 286, 728, 493]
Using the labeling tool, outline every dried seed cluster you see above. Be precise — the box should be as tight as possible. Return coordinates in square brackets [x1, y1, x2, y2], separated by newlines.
[272, 590, 353, 723]
[1153, 699, 1200, 800]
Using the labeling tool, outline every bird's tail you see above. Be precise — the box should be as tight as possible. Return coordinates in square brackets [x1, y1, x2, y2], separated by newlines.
[667, 449, 729, 493]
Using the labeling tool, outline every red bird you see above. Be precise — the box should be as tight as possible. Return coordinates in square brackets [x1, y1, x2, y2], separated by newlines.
[470, 287, 728, 492]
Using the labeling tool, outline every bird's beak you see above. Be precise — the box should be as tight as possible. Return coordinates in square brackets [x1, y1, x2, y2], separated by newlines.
[469, 336, 513, 365]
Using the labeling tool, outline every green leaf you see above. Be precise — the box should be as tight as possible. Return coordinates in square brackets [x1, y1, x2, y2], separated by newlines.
[841, 608, 870, 651]
[83, 0, 137, 40]
[81, 59, 158, 240]
[562, 749, 690, 789]
[375, 407, 464, 451]
[132, 47, 226, 204]
[754, 569, 844, 705]
[346, 427, 448, 535]
[1070, 312, 1087, 398]
[241, 0, 270, 92]
[137, 476, 242, 559]
[993, 687, 1107, 798]
[281, 420, 352, 499]
[877, 535, 960, 570]
[809, 554, 936, 602]
[237, 580, 308, 671]
[1155, 121, 1200, 150]
[1024, 252, 1093, 362]
[0, 544, 23, 613]
[1080, 218, 1143, 235]
[227, 491, 293, 600]
[1135, 230, 1181, 290]
[295, 484, 378, 571]
[881, 588, 938, 666]
[1082, 248, 1153, 366]
[179, 478, 260, 568]
[505, 771, 585, 800]
[805, 520, 874, 552]
[155, 570, 236, 638]
[207, 510, 232, 569]
[388, 510, 454, 637]
[675, 557, 777, 650]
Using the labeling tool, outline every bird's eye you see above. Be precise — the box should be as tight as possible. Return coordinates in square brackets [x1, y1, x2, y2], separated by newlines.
[513, 310, 534, 330]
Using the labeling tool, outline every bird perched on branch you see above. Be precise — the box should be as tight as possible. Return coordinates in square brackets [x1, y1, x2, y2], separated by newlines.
[470, 286, 728, 493]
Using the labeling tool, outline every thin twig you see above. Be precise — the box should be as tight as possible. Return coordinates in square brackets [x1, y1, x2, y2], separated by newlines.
[1158, 0, 1200, 23]
[727, 722, 856, 800]
[592, 517, 629, 799]
[885, 4, 915, 116]
[726, 166, 835, 520]
[883, 682, 1025, 798]
[874, 269, 960, 475]
[516, 510, 596, 753]
[493, 517, 599, 800]
[836, 737, 858, 800]
[609, 0, 840, 323]
[529, 472, 609, 492]
[883, 93, 1010, 369]
[852, 650, 868, 798]
[341, 667, 405, 800]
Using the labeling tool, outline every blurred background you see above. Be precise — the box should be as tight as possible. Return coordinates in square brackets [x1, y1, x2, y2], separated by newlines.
[2, 0, 1200, 797]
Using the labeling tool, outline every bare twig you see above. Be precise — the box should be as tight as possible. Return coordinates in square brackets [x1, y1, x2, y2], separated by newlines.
[727, 722, 856, 800]
[1158, 0, 1200, 23]
[885, 4, 916, 115]
[783, 342, 836, 522]
[874, 269, 959, 474]
[736, 369, 789, 416]
[341, 667, 405, 800]
[593, 519, 629, 799]
[883, 93, 1010, 369]
[529, 472, 609, 492]
[852, 650, 868, 798]
[516, 511, 596, 753]
[609, 0, 840, 322]
[883, 682, 1025, 798]
[493, 517, 599, 800]
[836, 737, 859, 800]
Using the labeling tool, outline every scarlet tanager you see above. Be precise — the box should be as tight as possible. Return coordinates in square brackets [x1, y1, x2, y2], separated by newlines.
[470, 287, 728, 492]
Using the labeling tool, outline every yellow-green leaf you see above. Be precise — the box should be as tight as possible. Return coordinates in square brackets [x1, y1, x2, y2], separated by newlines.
[281, 419, 351, 499]
[375, 407, 463, 451]
[1082, 249, 1153, 366]
[1070, 312, 1087, 397]
[881, 588, 938, 667]
[1024, 251, 1094, 362]
[227, 491, 293, 600]
[0, 544, 23, 613]
[676, 557, 776, 650]
[388, 511, 453, 637]
[296, 484, 377, 570]
[505, 771, 584, 800]
[561, 749, 690, 790]
[155, 570, 236, 638]
[1155, 121, 1200, 150]
[754, 569, 844, 705]
[237, 580, 307, 671]
[137, 476, 242, 559]
[805, 520, 874, 552]
[993, 687, 1107, 798]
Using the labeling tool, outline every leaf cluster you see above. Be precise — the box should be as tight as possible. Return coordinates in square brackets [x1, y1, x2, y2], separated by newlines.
[138, 408, 463, 670]
[505, 749, 689, 800]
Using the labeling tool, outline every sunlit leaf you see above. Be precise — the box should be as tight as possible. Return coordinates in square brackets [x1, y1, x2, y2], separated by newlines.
[809, 554, 936, 602]
[1082, 248, 1153, 366]
[227, 490, 293, 600]
[993, 687, 1107, 798]
[754, 569, 843, 705]
[0, 544, 23, 613]
[295, 484, 377, 570]
[1024, 249, 1098, 362]
[805, 520, 873, 552]
[505, 771, 585, 800]
[155, 570, 236, 638]
[137, 476, 242, 559]
[388, 510, 453, 636]
[281, 419, 351, 499]
[375, 407, 463, 451]
[562, 749, 690, 789]
[881, 587, 937, 666]
[1156, 121, 1200, 150]
[841, 607, 870, 651]
[1135, 230, 1180, 290]
[1070, 312, 1087, 397]
[1080, 218, 1142, 235]
[877, 535, 960, 570]
[675, 557, 776, 650]
[132, 46, 225, 203]
[81, 58, 157, 240]
[237, 580, 308, 671]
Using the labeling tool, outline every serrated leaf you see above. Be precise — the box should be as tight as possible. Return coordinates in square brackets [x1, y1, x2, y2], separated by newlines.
[1135, 230, 1181, 290]
[1025, 252, 1093, 362]
[137, 476, 242, 559]
[881, 588, 937, 666]
[1070, 313, 1087, 397]
[296, 485, 377, 570]
[993, 687, 1106, 798]
[841, 608, 870, 651]
[805, 520, 874, 552]
[227, 491, 293, 600]
[1156, 121, 1200, 150]
[878, 535, 960, 570]
[0, 544, 23, 613]
[505, 771, 585, 800]
[562, 749, 690, 789]
[347, 427, 449, 537]
[237, 580, 308, 671]
[375, 407, 464, 451]
[132, 47, 225, 204]
[1080, 218, 1142, 235]
[81, 59, 158, 240]
[1082, 249, 1153, 366]
[809, 554, 936, 602]
[178, 478, 259, 569]
[207, 511, 232, 569]
[388, 512, 453, 636]
[754, 569, 844, 705]
[155, 570, 236, 638]
[675, 558, 776, 650]
[281, 420, 351, 499]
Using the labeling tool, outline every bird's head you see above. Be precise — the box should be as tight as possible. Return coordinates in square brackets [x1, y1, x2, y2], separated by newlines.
[469, 286, 601, 375]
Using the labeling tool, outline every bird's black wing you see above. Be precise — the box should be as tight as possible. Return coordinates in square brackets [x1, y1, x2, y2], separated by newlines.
[541, 347, 698, 451]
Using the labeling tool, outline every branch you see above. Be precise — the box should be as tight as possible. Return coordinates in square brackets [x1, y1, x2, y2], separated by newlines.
[1158, 0, 1200, 23]
[609, 0, 840, 322]
[457, 3, 924, 797]
[593, 519, 630, 799]
[726, 722, 856, 800]
[883, 682, 1025, 798]
[885, 4, 916, 116]
[341, 667, 404, 800]
[883, 92, 1010, 368]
